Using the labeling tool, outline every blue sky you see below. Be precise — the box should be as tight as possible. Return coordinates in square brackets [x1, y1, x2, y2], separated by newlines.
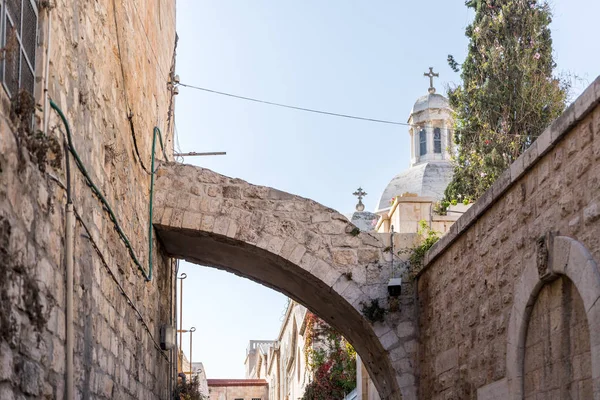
[174, 0, 600, 379]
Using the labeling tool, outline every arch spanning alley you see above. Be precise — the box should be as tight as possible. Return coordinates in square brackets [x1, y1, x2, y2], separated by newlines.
[153, 162, 418, 400]
[507, 236, 600, 399]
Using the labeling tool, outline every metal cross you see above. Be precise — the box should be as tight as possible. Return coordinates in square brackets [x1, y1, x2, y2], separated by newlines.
[353, 187, 367, 201]
[423, 67, 439, 93]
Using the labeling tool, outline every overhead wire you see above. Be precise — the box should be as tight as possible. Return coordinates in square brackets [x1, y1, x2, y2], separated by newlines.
[50, 100, 167, 282]
[111, 0, 151, 175]
[130, 0, 169, 79]
[46, 166, 169, 362]
[177, 83, 412, 127]
[177, 82, 546, 144]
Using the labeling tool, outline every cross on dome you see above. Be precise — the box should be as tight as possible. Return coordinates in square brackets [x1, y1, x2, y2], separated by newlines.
[353, 187, 367, 211]
[423, 67, 439, 94]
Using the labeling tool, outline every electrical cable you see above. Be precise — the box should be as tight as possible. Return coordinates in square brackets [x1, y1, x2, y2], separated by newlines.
[178, 83, 412, 127]
[50, 99, 151, 281]
[46, 172, 169, 362]
[130, 0, 169, 79]
[73, 207, 169, 362]
[177, 82, 546, 145]
[111, 0, 152, 175]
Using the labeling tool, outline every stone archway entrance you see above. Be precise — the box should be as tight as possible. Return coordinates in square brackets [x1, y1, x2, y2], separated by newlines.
[153, 162, 418, 400]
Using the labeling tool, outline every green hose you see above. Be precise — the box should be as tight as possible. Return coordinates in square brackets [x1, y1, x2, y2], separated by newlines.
[50, 99, 167, 282]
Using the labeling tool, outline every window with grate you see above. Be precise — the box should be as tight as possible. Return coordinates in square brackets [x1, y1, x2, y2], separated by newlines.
[1, 0, 38, 97]
[433, 128, 442, 153]
[419, 128, 427, 156]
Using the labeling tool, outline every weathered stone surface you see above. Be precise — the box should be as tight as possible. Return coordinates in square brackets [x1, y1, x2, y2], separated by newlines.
[0, 1, 176, 399]
[418, 82, 600, 399]
[153, 163, 417, 400]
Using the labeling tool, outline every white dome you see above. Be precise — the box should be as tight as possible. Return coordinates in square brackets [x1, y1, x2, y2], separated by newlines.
[410, 93, 450, 115]
[376, 162, 454, 211]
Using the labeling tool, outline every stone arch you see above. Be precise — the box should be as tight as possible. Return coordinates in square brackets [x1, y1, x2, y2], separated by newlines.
[154, 163, 419, 400]
[506, 235, 600, 399]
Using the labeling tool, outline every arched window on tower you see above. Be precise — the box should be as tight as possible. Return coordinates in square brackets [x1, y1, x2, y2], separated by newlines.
[419, 129, 427, 156]
[434, 128, 442, 154]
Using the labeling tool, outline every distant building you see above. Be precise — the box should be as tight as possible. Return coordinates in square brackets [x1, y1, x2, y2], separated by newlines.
[245, 302, 311, 400]
[207, 379, 269, 400]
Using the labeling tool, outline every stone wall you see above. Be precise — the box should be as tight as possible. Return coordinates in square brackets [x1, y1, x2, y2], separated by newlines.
[0, 0, 176, 399]
[154, 163, 422, 399]
[208, 382, 269, 400]
[523, 276, 592, 398]
[416, 77, 600, 399]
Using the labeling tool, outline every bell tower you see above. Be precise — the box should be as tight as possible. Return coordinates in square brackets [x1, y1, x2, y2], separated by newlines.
[407, 68, 454, 167]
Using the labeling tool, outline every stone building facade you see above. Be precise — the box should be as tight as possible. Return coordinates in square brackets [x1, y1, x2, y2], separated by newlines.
[245, 302, 310, 400]
[207, 379, 269, 400]
[0, 0, 177, 399]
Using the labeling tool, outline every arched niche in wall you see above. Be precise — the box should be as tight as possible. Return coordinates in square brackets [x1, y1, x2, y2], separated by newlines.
[506, 235, 600, 399]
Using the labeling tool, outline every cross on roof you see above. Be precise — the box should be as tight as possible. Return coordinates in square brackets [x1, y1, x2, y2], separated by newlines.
[353, 187, 367, 212]
[424, 67, 439, 94]
[353, 187, 367, 201]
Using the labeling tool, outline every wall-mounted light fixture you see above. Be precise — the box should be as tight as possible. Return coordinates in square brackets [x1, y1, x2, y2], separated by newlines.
[160, 325, 176, 350]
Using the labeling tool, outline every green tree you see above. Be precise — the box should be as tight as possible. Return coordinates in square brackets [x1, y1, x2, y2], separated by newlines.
[445, 0, 568, 201]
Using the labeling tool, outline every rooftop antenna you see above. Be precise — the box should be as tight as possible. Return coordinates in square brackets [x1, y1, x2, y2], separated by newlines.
[173, 151, 227, 157]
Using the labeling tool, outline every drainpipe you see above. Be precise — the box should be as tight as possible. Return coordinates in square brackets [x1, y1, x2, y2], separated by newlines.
[65, 202, 74, 399]
[64, 133, 74, 399]
[173, 260, 179, 393]
[43, 8, 52, 136]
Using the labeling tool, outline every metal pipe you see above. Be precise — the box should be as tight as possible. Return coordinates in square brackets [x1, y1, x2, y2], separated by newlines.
[43, 8, 52, 136]
[63, 112, 74, 400]
[177, 273, 187, 353]
[65, 205, 74, 400]
[189, 327, 196, 377]
[173, 151, 226, 157]
[147, 127, 168, 281]
[172, 259, 179, 395]
[390, 225, 395, 278]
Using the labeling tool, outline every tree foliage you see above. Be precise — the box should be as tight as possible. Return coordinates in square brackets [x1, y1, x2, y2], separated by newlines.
[175, 374, 207, 400]
[445, 0, 568, 201]
[399, 220, 440, 277]
[302, 313, 356, 400]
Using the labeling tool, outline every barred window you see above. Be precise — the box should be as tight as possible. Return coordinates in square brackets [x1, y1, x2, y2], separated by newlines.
[1, 0, 38, 97]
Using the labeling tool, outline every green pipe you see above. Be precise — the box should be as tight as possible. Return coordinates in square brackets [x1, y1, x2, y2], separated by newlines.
[148, 126, 168, 281]
[50, 99, 167, 282]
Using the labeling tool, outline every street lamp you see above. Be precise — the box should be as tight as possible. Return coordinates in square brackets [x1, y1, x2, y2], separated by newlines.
[177, 327, 197, 377]
[189, 327, 196, 377]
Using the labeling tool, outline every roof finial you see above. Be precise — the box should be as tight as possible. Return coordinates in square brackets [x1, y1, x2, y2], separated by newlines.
[353, 187, 367, 212]
[423, 67, 439, 94]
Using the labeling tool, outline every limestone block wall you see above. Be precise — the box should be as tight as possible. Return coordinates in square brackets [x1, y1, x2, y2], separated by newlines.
[416, 77, 600, 399]
[208, 382, 269, 400]
[0, 0, 176, 399]
[154, 164, 423, 399]
[523, 276, 592, 398]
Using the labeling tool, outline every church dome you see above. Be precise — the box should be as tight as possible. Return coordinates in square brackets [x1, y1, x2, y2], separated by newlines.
[410, 93, 450, 115]
[376, 162, 454, 211]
